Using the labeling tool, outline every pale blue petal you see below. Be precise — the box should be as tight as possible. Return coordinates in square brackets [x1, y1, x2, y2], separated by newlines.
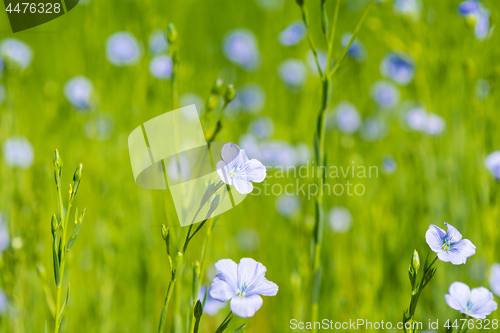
[447, 282, 470, 310]
[445, 223, 463, 243]
[242, 158, 266, 183]
[450, 239, 476, 262]
[209, 277, 236, 302]
[237, 258, 266, 291]
[216, 160, 233, 185]
[230, 294, 263, 318]
[489, 263, 500, 297]
[247, 277, 279, 297]
[438, 249, 468, 265]
[425, 225, 446, 253]
[214, 259, 238, 290]
[233, 178, 253, 194]
[221, 143, 241, 164]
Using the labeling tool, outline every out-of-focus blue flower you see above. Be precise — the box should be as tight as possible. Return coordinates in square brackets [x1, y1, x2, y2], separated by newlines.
[341, 33, 366, 62]
[3, 136, 34, 169]
[445, 282, 497, 319]
[249, 116, 274, 139]
[275, 195, 301, 219]
[382, 155, 397, 174]
[370, 81, 400, 109]
[198, 285, 226, 316]
[85, 113, 114, 141]
[0, 58, 3, 79]
[405, 106, 427, 131]
[328, 206, 353, 233]
[380, 52, 415, 85]
[360, 117, 388, 142]
[490, 263, 500, 297]
[64, 76, 94, 111]
[105, 32, 141, 66]
[458, 1, 491, 41]
[226, 84, 266, 115]
[278, 59, 307, 92]
[484, 151, 500, 179]
[458, 0, 481, 15]
[405, 107, 445, 135]
[216, 143, 266, 194]
[334, 101, 362, 134]
[306, 49, 328, 76]
[426, 223, 476, 265]
[475, 79, 490, 101]
[260, 140, 299, 167]
[279, 21, 306, 46]
[394, 0, 421, 21]
[148, 30, 169, 54]
[0, 84, 5, 105]
[0, 38, 33, 70]
[0, 290, 7, 314]
[0, 214, 9, 257]
[425, 113, 445, 136]
[223, 29, 261, 71]
[149, 55, 173, 80]
[236, 228, 260, 252]
[257, 0, 284, 11]
[209, 258, 278, 318]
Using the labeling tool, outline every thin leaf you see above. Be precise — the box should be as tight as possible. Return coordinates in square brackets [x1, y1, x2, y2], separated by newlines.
[312, 265, 322, 304]
[215, 316, 233, 333]
[158, 304, 167, 333]
[58, 283, 70, 326]
[53, 241, 60, 286]
[234, 324, 246, 332]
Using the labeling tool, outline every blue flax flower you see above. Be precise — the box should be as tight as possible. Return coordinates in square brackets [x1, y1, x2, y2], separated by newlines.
[425, 223, 476, 265]
[380, 51, 415, 86]
[209, 258, 278, 318]
[216, 143, 266, 194]
[445, 282, 497, 319]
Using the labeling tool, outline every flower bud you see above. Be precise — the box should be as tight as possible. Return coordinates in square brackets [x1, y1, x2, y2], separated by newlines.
[73, 163, 83, 182]
[51, 215, 58, 237]
[211, 78, 224, 95]
[161, 224, 169, 241]
[412, 249, 420, 271]
[224, 84, 236, 103]
[194, 300, 203, 319]
[296, 0, 304, 6]
[207, 94, 219, 111]
[167, 23, 178, 44]
[53, 149, 62, 170]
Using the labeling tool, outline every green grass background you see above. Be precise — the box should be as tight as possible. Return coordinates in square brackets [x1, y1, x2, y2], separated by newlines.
[1, 0, 500, 332]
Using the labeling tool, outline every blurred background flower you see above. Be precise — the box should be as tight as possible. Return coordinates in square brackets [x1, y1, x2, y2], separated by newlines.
[380, 51, 415, 85]
[149, 55, 173, 80]
[278, 59, 307, 92]
[328, 206, 353, 233]
[64, 76, 95, 111]
[222, 29, 261, 71]
[105, 32, 141, 66]
[0, 38, 32, 70]
[2, 136, 34, 169]
[279, 21, 306, 46]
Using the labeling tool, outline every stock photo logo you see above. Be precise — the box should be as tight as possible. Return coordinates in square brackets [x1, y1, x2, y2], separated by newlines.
[3, 0, 79, 32]
[128, 105, 254, 227]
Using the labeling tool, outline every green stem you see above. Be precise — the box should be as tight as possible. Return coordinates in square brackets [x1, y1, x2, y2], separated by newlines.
[206, 102, 228, 144]
[54, 193, 73, 333]
[329, 0, 375, 77]
[298, 4, 323, 77]
[215, 310, 233, 333]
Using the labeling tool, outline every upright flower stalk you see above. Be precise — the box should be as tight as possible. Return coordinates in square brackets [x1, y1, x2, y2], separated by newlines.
[51, 150, 86, 333]
[294, 0, 374, 328]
